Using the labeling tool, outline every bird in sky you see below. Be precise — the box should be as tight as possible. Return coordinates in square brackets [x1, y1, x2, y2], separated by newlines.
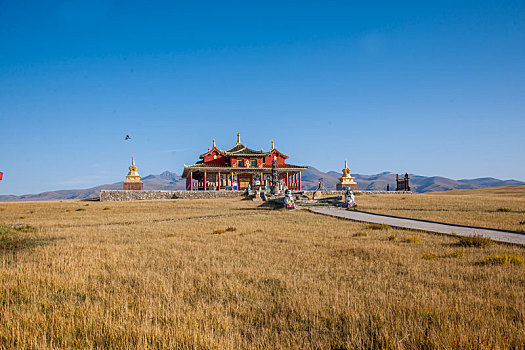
[125, 135, 131, 140]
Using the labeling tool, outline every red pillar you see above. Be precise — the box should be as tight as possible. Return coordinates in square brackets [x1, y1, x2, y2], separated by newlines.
[237, 173, 240, 191]
[217, 172, 221, 191]
[203, 171, 207, 191]
[299, 172, 302, 191]
[189, 171, 193, 191]
[286, 172, 289, 187]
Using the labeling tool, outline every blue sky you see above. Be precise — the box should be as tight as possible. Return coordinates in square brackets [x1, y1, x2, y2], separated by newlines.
[1, 0, 524, 195]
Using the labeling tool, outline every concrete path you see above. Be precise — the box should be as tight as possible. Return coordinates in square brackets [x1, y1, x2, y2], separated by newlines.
[307, 206, 525, 245]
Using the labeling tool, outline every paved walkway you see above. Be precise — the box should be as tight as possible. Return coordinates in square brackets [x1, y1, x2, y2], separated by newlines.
[307, 206, 525, 245]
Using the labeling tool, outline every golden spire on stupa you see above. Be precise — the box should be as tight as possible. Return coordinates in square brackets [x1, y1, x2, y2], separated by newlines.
[125, 156, 142, 183]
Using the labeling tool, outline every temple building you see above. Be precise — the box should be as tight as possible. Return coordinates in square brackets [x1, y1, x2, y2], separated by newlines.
[123, 156, 143, 190]
[181, 133, 308, 191]
[336, 159, 357, 191]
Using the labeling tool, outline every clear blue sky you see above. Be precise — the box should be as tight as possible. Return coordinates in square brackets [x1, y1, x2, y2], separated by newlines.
[1, 0, 524, 195]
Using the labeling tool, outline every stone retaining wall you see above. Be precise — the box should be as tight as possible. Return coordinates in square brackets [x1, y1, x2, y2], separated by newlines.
[100, 189, 412, 202]
[302, 190, 412, 195]
[358, 191, 413, 195]
[100, 190, 243, 201]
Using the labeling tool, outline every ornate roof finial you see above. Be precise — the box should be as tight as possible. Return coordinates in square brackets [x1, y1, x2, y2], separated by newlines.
[345, 159, 348, 169]
[127, 156, 140, 178]
[213, 139, 216, 148]
[237, 132, 241, 144]
[271, 140, 274, 149]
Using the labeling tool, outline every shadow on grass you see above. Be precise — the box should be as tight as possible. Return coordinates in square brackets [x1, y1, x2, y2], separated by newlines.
[81, 197, 100, 202]
[232, 199, 285, 211]
[0, 224, 58, 257]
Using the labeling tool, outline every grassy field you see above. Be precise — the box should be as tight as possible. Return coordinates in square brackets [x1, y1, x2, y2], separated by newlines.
[357, 185, 525, 232]
[1, 197, 524, 349]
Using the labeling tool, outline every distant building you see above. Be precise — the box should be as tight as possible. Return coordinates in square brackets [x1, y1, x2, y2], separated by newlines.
[336, 159, 357, 191]
[123, 156, 143, 190]
[181, 132, 308, 191]
[396, 173, 410, 191]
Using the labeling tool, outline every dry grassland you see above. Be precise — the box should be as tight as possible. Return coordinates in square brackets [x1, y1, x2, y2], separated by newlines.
[0, 198, 524, 349]
[357, 185, 525, 232]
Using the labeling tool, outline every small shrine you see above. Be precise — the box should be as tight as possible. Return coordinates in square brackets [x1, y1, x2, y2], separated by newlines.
[123, 156, 143, 190]
[336, 159, 357, 191]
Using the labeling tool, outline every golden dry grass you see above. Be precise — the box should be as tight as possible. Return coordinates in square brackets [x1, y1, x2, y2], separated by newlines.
[357, 185, 525, 231]
[0, 198, 524, 349]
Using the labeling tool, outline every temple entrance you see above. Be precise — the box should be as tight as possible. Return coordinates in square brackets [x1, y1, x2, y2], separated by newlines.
[238, 175, 251, 190]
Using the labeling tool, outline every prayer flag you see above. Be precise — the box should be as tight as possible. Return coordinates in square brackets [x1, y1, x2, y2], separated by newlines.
[0, 172, 3, 180]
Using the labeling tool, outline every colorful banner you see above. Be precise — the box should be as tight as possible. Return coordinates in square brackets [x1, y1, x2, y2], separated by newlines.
[0, 172, 3, 180]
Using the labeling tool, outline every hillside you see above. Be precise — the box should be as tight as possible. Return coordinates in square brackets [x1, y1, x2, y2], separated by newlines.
[427, 185, 525, 197]
[1, 168, 523, 201]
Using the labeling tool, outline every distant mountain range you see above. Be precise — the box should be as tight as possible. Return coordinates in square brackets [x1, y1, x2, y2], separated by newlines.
[1, 168, 523, 202]
[300, 169, 524, 193]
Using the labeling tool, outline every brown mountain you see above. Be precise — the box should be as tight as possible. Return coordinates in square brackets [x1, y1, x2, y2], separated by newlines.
[0, 168, 523, 201]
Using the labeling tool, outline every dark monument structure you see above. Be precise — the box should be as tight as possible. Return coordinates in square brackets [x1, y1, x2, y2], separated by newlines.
[312, 178, 324, 199]
[396, 173, 410, 192]
[317, 178, 325, 191]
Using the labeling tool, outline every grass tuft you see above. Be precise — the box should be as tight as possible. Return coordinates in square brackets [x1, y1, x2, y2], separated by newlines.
[212, 229, 225, 235]
[368, 223, 391, 230]
[406, 236, 420, 243]
[353, 232, 367, 237]
[225, 227, 237, 232]
[388, 235, 397, 241]
[457, 234, 492, 248]
[485, 253, 524, 266]
[9, 224, 37, 233]
[446, 251, 465, 258]
[103, 207, 111, 210]
[496, 208, 512, 212]
[75, 208, 86, 212]
[422, 252, 438, 260]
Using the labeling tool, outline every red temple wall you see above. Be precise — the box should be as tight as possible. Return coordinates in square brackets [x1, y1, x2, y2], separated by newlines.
[123, 182, 143, 190]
